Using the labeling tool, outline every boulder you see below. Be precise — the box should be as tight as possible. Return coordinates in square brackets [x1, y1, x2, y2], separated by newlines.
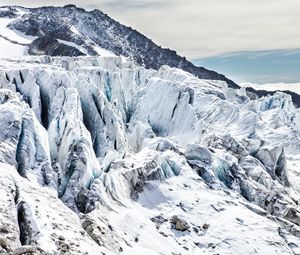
[170, 215, 190, 232]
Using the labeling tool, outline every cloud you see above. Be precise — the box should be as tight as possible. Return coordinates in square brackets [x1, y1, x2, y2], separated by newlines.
[99, 0, 172, 10]
[1, 0, 300, 59]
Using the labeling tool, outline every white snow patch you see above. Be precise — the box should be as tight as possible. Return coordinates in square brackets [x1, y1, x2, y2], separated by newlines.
[57, 39, 88, 55]
[0, 36, 27, 57]
[93, 45, 116, 57]
[0, 17, 35, 44]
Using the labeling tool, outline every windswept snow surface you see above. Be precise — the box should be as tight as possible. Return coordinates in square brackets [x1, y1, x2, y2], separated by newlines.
[0, 56, 299, 254]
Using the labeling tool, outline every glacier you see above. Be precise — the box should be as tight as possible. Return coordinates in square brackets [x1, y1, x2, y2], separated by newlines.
[0, 55, 299, 255]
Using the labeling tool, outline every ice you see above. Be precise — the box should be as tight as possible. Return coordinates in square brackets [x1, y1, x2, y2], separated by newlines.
[0, 162, 112, 254]
[16, 106, 55, 187]
[0, 56, 299, 254]
[48, 86, 101, 209]
[0, 5, 299, 253]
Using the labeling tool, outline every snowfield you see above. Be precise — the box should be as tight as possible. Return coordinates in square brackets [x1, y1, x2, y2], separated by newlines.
[0, 55, 299, 255]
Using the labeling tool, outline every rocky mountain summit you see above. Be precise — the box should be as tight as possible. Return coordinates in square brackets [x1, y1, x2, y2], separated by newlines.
[0, 5, 239, 88]
[0, 4, 299, 255]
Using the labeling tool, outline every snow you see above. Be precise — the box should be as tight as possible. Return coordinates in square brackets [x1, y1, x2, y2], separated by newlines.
[68, 23, 116, 57]
[88, 166, 295, 255]
[0, 162, 112, 254]
[0, 56, 299, 254]
[92, 45, 116, 57]
[0, 9, 115, 59]
[57, 39, 89, 55]
[0, 8, 36, 58]
[0, 17, 34, 44]
[70, 25, 80, 35]
[0, 5, 299, 254]
[0, 36, 26, 57]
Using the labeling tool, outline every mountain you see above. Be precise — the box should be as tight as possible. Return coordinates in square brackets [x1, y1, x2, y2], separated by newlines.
[0, 5, 239, 89]
[0, 5, 299, 255]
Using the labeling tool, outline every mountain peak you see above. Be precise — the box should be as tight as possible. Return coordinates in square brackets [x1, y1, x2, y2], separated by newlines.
[0, 4, 239, 88]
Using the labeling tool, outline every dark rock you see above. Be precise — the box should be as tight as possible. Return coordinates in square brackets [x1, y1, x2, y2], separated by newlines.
[170, 216, 190, 231]
[58, 235, 65, 241]
[193, 226, 199, 233]
[208, 243, 216, 249]
[203, 223, 210, 230]
[150, 215, 168, 225]
[0, 7, 17, 18]
[0, 226, 9, 234]
[0, 238, 8, 250]
[28, 36, 85, 57]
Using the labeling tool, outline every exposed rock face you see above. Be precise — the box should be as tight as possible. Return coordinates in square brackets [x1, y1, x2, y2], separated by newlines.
[0, 56, 299, 254]
[28, 36, 85, 57]
[170, 215, 190, 231]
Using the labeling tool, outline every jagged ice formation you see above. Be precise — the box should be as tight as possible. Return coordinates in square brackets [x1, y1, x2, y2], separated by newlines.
[0, 56, 299, 254]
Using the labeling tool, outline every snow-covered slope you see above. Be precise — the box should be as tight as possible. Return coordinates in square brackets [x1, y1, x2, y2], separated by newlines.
[0, 55, 299, 254]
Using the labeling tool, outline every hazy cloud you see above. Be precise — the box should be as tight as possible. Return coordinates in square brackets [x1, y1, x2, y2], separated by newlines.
[99, 0, 172, 10]
[1, 0, 300, 59]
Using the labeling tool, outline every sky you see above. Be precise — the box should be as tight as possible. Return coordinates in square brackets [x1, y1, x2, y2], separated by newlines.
[1, 0, 300, 83]
[193, 49, 300, 83]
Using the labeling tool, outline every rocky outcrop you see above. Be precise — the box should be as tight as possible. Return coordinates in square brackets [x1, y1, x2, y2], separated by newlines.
[28, 36, 85, 57]
[170, 215, 190, 231]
